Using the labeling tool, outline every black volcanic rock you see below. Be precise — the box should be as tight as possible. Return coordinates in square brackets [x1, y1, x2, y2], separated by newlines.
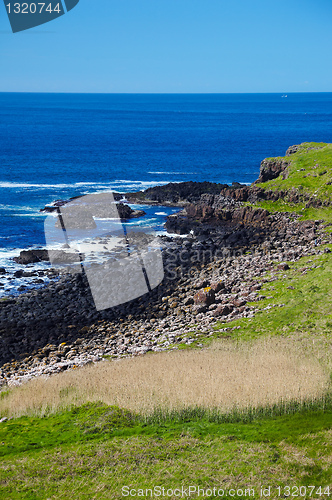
[126, 181, 231, 204]
[13, 250, 50, 265]
[41, 195, 145, 221]
[13, 249, 82, 265]
[116, 204, 146, 220]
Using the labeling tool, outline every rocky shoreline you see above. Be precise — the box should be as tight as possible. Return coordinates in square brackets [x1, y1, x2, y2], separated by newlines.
[1, 144, 332, 388]
[1, 206, 330, 387]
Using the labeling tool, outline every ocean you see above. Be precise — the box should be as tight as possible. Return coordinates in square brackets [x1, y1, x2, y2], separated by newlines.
[0, 92, 332, 296]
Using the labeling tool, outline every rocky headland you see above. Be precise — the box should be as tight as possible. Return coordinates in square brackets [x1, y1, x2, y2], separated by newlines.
[1, 142, 332, 388]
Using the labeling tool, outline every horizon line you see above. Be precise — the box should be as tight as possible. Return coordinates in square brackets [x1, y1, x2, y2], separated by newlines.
[0, 91, 331, 95]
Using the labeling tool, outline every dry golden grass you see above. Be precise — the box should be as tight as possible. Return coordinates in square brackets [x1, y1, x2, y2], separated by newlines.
[0, 337, 330, 418]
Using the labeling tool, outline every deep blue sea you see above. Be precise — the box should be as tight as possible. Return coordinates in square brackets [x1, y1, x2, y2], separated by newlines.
[1, 92, 332, 295]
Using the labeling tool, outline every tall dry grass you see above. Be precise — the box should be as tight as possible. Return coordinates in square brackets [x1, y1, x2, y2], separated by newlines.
[0, 337, 330, 418]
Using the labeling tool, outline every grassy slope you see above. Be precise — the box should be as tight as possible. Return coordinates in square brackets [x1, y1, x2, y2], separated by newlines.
[254, 142, 332, 222]
[212, 249, 332, 344]
[2, 143, 332, 498]
[1, 402, 332, 499]
[257, 142, 332, 196]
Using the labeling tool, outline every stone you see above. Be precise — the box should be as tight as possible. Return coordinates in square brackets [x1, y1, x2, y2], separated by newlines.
[214, 304, 233, 317]
[13, 249, 49, 264]
[233, 298, 247, 308]
[194, 288, 215, 307]
[210, 281, 224, 292]
[255, 158, 290, 183]
[277, 263, 290, 271]
[195, 280, 210, 289]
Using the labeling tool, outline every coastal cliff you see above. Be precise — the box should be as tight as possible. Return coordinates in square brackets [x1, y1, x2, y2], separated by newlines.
[165, 142, 332, 234]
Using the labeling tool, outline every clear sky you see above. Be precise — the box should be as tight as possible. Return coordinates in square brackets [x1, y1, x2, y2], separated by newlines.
[0, 0, 332, 93]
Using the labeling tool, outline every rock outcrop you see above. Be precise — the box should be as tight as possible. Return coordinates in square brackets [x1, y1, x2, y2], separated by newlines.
[41, 197, 145, 221]
[255, 158, 290, 183]
[13, 249, 82, 265]
[13, 249, 50, 264]
[285, 145, 300, 156]
[166, 193, 271, 234]
[125, 181, 232, 204]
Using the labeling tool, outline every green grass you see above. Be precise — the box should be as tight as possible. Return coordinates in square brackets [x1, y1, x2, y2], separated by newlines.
[246, 198, 332, 223]
[1, 401, 332, 498]
[247, 142, 332, 222]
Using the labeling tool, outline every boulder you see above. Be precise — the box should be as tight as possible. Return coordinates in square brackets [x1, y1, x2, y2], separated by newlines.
[210, 281, 225, 293]
[13, 249, 49, 265]
[13, 249, 82, 265]
[233, 298, 247, 308]
[214, 304, 233, 317]
[129, 209, 146, 219]
[277, 263, 290, 271]
[194, 287, 215, 306]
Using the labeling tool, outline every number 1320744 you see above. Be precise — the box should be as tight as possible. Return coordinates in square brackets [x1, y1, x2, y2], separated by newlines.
[6, 3, 61, 14]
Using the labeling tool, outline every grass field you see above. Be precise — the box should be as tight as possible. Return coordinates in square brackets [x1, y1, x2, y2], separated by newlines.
[0, 336, 329, 419]
[1, 400, 332, 499]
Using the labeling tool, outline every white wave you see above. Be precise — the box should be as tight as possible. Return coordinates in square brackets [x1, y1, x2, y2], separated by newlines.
[0, 248, 24, 260]
[0, 181, 116, 189]
[0, 181, 109, 190]
[163, 232, 189, 238]
[155, 212, 168, 216]
[0, 204, 38, 211]
[148, 171, 195, 175]
[93, 217, 120, 221]
[0, 179, 172, 193]
[13, 213, 46, 217]
[125, 217, 157, 226]
[112, 180, 170, 189]
[0, 182, 73, 189]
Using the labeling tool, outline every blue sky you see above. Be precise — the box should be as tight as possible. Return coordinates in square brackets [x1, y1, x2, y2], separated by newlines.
[0, 0, 332, 93]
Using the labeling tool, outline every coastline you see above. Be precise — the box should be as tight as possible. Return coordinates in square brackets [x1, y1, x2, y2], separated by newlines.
[0, 202, 180, 299]
[1, 142, 332, 388]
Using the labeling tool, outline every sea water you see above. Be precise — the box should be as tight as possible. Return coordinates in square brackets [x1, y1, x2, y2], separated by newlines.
[0, 92, 332, 295]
